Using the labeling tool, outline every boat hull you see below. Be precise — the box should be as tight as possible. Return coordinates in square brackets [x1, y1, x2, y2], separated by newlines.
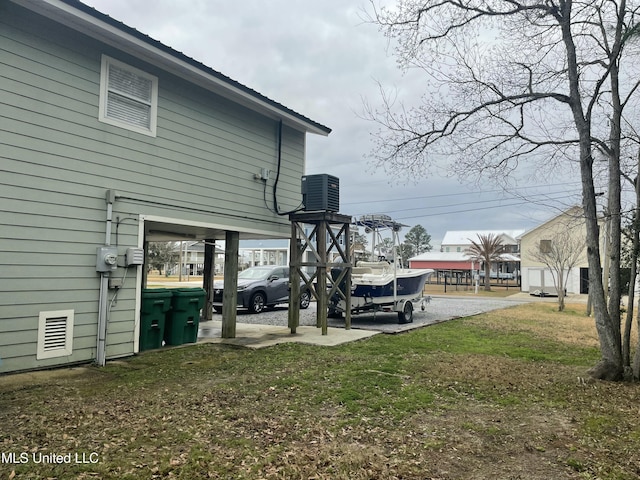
[352, 271, 429, 299]
[330, 267, 433, 314]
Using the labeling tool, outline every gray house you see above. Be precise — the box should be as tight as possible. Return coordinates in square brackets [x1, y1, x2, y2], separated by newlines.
[0, 0, 330, 374]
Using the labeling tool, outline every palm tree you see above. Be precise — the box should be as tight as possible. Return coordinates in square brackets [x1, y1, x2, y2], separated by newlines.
[466, 234, 504, 291]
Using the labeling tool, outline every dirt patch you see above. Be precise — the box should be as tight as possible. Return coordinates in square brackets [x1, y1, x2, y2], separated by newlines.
[1, 305, 639, 479]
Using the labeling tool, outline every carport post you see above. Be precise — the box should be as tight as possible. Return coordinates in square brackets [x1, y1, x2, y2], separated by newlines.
[203, 238, 215, 323]
[222, 231, 239, 338]
[288, 229, 301, 333]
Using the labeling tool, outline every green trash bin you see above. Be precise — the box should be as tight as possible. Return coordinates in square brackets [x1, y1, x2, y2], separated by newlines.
[140, 288, 173, 351]
[164, 288, 206, 345]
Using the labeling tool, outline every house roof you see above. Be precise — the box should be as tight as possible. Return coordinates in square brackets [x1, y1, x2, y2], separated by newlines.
[518, 206, 584, 239]
[441, 229, 526, 246]
[13, 0, 331, 136]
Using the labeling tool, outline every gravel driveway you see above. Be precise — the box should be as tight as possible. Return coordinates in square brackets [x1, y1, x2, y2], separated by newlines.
[216, 295, 530, 334]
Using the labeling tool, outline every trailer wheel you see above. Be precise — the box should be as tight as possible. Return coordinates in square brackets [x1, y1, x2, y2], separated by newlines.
[398, 301, 413, 324]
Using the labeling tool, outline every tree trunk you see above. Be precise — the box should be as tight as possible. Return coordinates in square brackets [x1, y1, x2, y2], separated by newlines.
[557, 270, 565, 312]
[582, 162, 622, 380]
[634, 322, 640, 380]
[632, 169, 640, 379]
[624, 239, 636, 368]
[484, 263, 491, 291]
[561, 8, 623, 380]
[625, 169, 640, 370]
[607, 37, 623, 360]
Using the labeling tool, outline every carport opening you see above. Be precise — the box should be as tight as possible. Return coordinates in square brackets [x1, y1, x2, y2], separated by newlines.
[139, 219, 297, 351]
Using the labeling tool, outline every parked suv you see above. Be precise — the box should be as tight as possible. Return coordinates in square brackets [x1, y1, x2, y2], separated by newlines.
[212, 265, 311, 314]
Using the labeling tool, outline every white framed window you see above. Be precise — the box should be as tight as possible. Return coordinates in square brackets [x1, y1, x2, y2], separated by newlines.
[37, 310, 74, 360]
[99, 55, 158, 136]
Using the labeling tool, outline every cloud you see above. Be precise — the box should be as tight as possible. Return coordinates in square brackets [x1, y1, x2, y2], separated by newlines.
[83, 0, 581, 244]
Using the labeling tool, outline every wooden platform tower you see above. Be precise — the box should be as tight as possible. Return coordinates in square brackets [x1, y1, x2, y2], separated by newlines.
[288, 211, 352, 334]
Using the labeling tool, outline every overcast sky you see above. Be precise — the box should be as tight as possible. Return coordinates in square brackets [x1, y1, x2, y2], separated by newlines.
[82, 0, 582, 246]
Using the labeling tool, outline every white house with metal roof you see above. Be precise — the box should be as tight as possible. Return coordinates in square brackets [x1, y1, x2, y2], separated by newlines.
[440, 229, 526, 254]
[410, 229, 524, 284]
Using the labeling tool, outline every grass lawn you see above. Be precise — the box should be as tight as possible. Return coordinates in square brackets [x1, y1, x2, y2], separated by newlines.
[1, 302, 639, 479]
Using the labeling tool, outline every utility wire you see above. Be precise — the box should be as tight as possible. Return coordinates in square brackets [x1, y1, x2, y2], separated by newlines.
[341, 181, 582, 206]
[349, 192, 578, 219]
[348, 193, 578, 224]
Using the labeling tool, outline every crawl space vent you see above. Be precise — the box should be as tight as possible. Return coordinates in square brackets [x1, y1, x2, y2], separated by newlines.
[37, 310, 74, 360]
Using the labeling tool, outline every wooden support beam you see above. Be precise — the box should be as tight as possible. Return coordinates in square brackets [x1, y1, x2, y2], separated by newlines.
[203, 239, 215, 323]
[289, 211, 352, 336]
[288, 233, 302, 333]
[222, 231, 239, 338]
[317, 219, 328, 334]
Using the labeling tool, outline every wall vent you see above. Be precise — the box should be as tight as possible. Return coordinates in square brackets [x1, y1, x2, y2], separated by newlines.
[37, 310, 74, 360]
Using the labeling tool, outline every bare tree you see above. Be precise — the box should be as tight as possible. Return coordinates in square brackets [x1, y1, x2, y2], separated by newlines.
[530, 232, 585, 312]
[466, 233, 504, 292]
[366, 0, 640, 380]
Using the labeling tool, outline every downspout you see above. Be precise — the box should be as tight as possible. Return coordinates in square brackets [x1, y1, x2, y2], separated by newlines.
[97, 189, 116, 366]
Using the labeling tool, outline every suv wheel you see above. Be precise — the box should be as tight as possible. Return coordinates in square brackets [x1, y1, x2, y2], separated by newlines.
[300, 290, 311, 309]
[249, 292, 266, 314]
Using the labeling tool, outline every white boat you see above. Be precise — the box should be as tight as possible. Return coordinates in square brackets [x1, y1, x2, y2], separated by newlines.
[329, 215, 433, 323]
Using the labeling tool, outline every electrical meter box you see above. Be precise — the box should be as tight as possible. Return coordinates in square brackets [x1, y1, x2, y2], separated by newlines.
[96, 246, 118, 272]
[301, 174, 339, 212]
[125, 247, 145, 266]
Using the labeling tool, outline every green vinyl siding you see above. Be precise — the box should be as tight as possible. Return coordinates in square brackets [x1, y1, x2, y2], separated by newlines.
[0, 3, 311, 373]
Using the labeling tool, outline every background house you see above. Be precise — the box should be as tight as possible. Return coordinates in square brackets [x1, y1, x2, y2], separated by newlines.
[410, 229, 523, 283]
[440, 230, 525, 254]
[171, 241, 224, 276]
[239, 239, 290, 269]
[0, 0, 330, 374]
[519, 206, 597, 295]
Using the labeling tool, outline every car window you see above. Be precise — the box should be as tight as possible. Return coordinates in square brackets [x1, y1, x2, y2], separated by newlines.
[238, 268, 271, 280]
